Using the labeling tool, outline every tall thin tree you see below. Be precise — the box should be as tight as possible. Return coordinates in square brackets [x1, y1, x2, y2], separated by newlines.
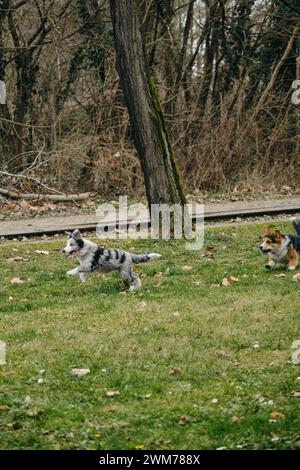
[109, 0, 186, 207]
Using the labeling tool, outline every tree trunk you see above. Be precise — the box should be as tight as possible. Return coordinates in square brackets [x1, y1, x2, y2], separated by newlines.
[0, 0, 17, 163]
[109, 0, 185, 207]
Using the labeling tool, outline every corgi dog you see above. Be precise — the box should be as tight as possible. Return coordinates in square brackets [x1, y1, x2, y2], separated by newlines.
[62, 229, 161, 291]
[260, 218, 300, 270]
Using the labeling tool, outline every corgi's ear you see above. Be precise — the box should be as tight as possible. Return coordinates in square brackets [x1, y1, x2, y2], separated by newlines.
[274, 229, 282, 239]
[72, 229, 82, 240]
[264, 227, 271, 236]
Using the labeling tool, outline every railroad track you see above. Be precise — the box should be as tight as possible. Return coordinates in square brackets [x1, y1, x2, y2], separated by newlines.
[1, 198, 300, 239]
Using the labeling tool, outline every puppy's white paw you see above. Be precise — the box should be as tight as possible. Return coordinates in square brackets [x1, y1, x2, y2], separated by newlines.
[288, 266, 296, 271]
[67, 269, 78, 276]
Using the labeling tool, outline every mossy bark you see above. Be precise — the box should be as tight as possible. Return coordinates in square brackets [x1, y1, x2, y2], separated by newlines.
[110, 0, 186, 207]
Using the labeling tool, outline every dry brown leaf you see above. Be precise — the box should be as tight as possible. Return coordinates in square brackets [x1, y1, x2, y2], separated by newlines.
[170, 367, 181, 375]
[233, 359, 241, 366]
[0, 405, 10, 412]
[178, 415, 190, 425]
[216, 349, 229, 358]
[232, 416, 242, 423]
[222, 276, 240, 286]
[181, 265, 193, 271]
[71, 368, 90, 377]
[7, 256, 25, 263]
[270, 412, 286, 420]
[155, 271, 163, 277]
[105, 390, 120, 397]
[172, 311, 181, 317]
[137, 301, 147, 310]
[35, 250, 50, 255]
[10, 277, 25, 284]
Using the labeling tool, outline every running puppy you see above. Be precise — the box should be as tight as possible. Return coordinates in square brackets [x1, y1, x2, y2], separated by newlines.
[62, 229, 161, 291]
[259, 226, 300, 270]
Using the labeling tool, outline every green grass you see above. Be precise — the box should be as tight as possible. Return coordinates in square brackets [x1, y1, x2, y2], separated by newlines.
[1, 222, 300, 450]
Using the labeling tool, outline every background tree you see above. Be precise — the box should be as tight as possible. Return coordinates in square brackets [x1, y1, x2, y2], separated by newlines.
[109, 0, 186, 206]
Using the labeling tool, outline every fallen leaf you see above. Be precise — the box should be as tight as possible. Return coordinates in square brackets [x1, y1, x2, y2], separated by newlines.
[178, 415, 190, 425]
[155, 271, 163, 277]
[210, 283, 220, 288]
[137, 301, 147, 310]
[170, 367, 181, 375]
[35, 250, 50, 255]
[222, 276, 240, 286]
[216, 349, 229, 358]
[10, 277, 25, 284]
[0, 405, 10, 412]
[135, 444, 145, 450]
[105, 390, 120, 397]
[218, 232, 227, 241]
[172, 311, 181, 317]
[26, 408, 40, 417]
[270, 412, 285, 420]
[71, 368, 90, 377]
[7, 256, 25, 263]
[232, 416, 242, 423]
[275, 273, 286, 278]
[181, 265, 193, 271]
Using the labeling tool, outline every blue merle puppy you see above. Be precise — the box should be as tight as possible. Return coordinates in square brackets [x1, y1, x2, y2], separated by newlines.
[62, 229, 161, 291]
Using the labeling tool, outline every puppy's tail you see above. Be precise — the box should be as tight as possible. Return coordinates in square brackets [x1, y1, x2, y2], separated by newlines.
[131, 253, 161, 263]
[291, 216, 300, 235]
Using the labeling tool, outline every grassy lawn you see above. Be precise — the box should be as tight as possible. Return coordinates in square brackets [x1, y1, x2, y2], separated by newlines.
[0, 221, 300, 450]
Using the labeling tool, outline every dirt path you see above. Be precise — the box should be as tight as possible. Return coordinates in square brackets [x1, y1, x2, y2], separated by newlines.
[1, 198, 300, 238]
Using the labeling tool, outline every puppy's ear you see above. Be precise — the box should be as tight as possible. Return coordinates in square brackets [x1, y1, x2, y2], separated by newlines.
[274, 229, 282, 240]
[264, 227, 271, 236]
[72, 229, 82, 240]
[65, 231, 72, 237]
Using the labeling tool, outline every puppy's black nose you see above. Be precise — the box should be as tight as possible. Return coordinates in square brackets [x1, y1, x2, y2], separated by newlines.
[259, 246, 263, 251]
[62, 249, 65, 253]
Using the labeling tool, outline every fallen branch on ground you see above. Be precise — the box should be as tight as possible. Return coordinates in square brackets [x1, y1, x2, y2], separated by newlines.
[0, 170, 90, 203]
[0, 188, 90, 202]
